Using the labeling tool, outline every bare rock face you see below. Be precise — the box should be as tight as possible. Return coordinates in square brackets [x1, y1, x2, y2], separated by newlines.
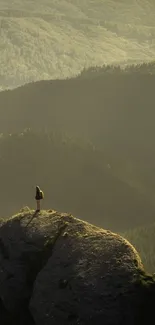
[0, 208, 154, 325]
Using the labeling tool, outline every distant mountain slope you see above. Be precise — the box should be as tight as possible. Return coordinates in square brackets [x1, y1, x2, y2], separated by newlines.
[0, 130, 154, 231]
[0, 0, 155, 89]
[0, 62, 154, 151]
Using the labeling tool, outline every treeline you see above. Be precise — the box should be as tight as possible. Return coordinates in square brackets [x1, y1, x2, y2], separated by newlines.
[77, 61, 155, 79]
[0, 129, 154, 231]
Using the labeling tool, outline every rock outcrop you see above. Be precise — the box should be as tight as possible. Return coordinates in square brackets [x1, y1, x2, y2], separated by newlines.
[0, 207, 154, 325]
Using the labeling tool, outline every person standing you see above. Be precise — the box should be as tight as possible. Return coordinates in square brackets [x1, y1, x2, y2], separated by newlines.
[35, 186, 44, 212]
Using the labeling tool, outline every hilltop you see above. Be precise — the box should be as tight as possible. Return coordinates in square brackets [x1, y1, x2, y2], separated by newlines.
[0, 208, 155, 324]
[0, 0, 155, 89]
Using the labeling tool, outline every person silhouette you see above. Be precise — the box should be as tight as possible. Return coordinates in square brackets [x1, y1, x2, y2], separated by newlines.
[35, 186, 44, 212]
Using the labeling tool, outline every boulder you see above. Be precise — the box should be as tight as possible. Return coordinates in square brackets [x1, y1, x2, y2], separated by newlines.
[0, 208, 154, 324]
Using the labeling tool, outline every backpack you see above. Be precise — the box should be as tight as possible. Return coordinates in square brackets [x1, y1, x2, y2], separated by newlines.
[40, 190, 44, 200]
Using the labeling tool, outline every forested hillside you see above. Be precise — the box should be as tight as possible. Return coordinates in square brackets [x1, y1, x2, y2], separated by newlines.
[0, 0, 155, 89]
